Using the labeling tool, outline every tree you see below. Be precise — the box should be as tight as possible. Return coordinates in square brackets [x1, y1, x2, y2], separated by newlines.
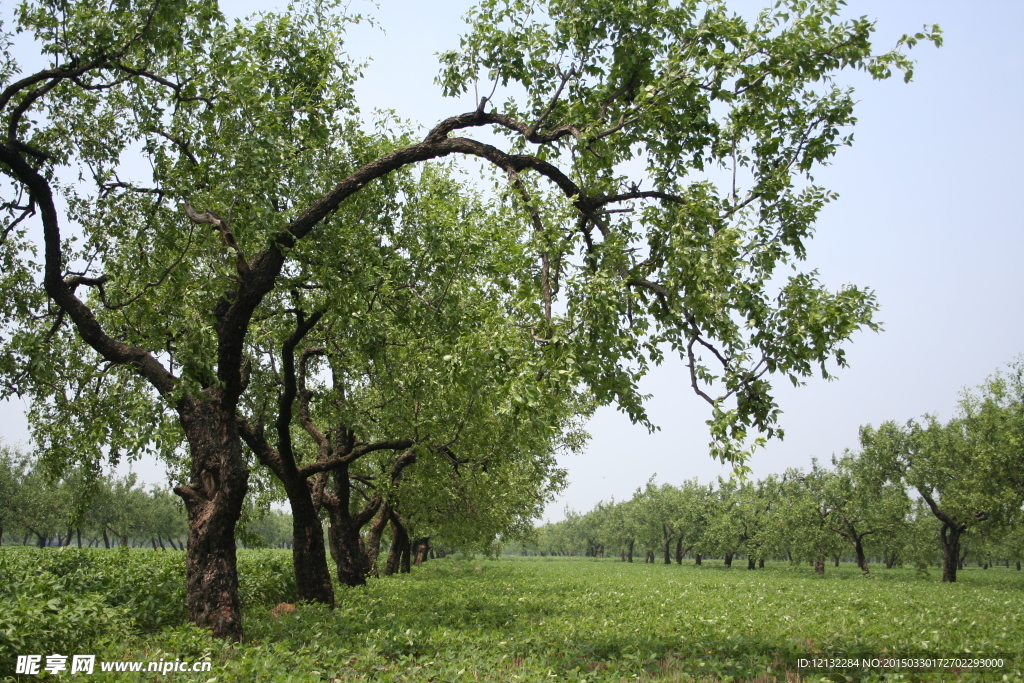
[236, 162, 585, 591]
[0, 441, 24, 544]
[0, 0, 938, 638]
[768, 468, 843, 573]
[858, 361, 1024, 582]
[798, 454, 910, 573]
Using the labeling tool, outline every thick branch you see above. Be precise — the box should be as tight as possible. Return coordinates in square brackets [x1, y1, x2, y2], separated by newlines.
[275, 310, 325, 472]
[0, 143, 177, 396]
[298, 439, 415, 479]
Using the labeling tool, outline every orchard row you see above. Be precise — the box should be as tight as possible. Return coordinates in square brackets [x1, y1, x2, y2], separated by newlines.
[528, 361, 1024, 582]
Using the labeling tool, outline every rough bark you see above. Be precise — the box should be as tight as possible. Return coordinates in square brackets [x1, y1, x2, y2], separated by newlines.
[173, 397, 249, 641]
[814, 556, 825, 575]
[323, 465, 376, 587]
[940, 523, 963, 583]
[287, 480, 335, 600]
[723, 551, 733, 567]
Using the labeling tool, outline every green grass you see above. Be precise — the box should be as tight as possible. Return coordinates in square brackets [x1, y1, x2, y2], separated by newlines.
[2, 550, 1022, 682]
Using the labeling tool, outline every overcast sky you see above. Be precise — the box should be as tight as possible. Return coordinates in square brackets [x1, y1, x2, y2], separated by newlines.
[2, 1, 1021, 522]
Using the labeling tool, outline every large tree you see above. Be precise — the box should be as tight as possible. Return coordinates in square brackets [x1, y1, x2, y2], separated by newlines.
[0, 0, 938, 638]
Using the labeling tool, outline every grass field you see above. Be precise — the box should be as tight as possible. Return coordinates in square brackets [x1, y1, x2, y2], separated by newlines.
[2, 549, 1022, 682]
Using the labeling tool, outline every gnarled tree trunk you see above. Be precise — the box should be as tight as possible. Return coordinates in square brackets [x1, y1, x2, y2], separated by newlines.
[940, 523, 964, 583]
[174, 399, 249, 641]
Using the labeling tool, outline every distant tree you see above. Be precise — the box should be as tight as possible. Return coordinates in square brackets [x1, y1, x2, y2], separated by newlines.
[0, 442, 24, 544]
[769, 468, 844, 574]
[699, 480, 744, 567]
[806, 454, 911, 573]
[858, 360, 1024, 582]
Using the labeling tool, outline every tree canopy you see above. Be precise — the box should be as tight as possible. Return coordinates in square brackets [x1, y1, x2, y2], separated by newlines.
[0, 0, 939, 638]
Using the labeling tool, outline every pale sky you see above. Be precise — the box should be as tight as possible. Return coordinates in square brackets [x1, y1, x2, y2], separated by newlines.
[2, 1, 1021, 522]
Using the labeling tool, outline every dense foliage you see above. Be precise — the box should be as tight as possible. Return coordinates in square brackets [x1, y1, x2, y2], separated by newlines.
[0, 0, 940, 637]
[2, 550, 1021, 681]
[0, 547, 296, 669]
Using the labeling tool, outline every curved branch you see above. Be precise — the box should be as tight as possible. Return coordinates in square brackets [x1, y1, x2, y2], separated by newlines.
[298, 439, 415, 479]
[275, 309, 325, 471]
[0, 143, 177, 397]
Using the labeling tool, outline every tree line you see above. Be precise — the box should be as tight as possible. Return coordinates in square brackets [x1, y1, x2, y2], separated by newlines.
[0, 440, 489, 577]
[0, 0, 939, 638]
[526, 361, 1024, 582]
[0, 446, 296, 549]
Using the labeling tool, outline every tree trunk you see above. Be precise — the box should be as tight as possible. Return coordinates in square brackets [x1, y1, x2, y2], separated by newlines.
[284, 473, 335, 602]
[694, 553, 702, 566]
[326, 505, 371, 586]
[1016, 560, 1020, 571]
[384, 513, 410, 576]
[758, 558, 764, 569]
[172, 399, 249, 641]
[412, 537, 430, 565]
[748, 557, 756, 570]
[675, 539, 684, 565]
[940, 523, 963, 583]
[239, 420, 336, 606]
[853, 538, 869, 573]
[77, 528, 83, 548]
[834, 554, 840, 567]
[626, 539, 634, 563]
[814, 556, 825, 574]
[364, 503, 392, 578]
[400, 536, 412, 574]
[663, 536, 672, 564]
[723, 551, 733, 567]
